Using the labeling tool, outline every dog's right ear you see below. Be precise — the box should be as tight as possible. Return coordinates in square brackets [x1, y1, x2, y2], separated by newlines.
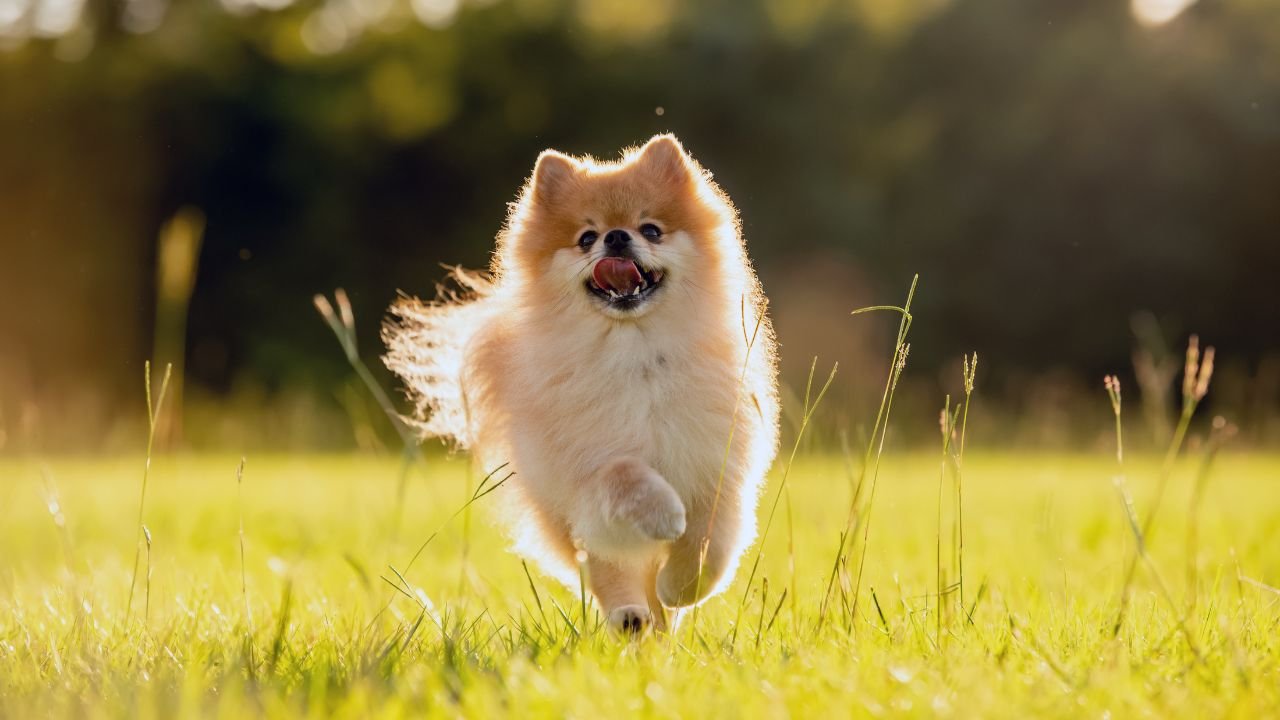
[530, 150, 577, 205]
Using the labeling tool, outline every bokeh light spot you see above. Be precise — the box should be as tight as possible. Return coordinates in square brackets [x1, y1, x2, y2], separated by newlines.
[1131, 0, 1198, 27]
[412, 0, 459, 29]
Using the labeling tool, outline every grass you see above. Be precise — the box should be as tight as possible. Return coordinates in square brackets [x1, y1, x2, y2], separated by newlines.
[2, 449, 1279, 718]
[3, 281, 1276, 717]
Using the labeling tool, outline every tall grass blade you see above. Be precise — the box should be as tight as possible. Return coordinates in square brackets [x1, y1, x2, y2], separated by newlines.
[817, 274, 916, 634]
[126, 361, 172, 624]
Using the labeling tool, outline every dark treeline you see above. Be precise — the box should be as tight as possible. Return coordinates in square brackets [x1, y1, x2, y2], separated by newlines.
[1, 0, 1277, 450]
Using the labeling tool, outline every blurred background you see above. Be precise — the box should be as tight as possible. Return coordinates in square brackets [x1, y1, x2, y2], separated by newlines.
[1, 0, 1278, 454]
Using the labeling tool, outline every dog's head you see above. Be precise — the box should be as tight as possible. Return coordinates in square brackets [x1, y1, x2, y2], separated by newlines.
[501, 134, 738, 320]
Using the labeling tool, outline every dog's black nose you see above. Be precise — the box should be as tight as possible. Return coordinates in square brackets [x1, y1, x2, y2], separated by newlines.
[603, 229, 630, 253]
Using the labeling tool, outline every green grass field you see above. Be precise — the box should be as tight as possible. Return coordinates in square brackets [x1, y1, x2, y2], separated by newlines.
[2, 450, 1278, 718]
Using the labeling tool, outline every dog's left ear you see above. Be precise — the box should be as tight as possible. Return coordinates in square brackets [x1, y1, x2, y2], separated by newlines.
[634, 134, 696, 186]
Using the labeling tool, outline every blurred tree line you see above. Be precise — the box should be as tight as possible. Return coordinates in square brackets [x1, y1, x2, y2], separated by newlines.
[1, 0, 1278, 451]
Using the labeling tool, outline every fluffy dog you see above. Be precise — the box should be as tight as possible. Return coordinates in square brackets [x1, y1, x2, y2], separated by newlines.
[384, 135, 778, 633]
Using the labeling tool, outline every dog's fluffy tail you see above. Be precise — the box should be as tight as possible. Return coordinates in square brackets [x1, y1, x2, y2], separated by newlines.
[383, 268, 494, 449]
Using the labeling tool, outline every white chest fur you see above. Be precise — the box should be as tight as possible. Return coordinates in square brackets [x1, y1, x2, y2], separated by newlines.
[504, 315, 739, 502]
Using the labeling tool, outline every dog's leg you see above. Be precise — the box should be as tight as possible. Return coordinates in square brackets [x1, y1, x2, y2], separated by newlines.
[656, 495, 741, 608]
[644, 562, 670, 631]
[571, 457, 686, 556]
[588, 555, 667, 634]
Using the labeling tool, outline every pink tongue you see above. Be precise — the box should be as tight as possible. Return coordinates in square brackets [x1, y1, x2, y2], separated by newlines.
[592, 257, 644, 293]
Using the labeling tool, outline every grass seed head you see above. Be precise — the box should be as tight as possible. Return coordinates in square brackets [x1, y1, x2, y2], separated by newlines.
[1195, 346, 1215, 402]
[1104, 375, 1122, 415]
[1183, 335, 1201, 401]
[335, 288, 356, 334]
[963, 352, 978, 395]
[313, 294, 336, 326]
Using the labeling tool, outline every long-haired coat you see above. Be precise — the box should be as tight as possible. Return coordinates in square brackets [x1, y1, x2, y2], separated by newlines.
[385, 135, 778, 632]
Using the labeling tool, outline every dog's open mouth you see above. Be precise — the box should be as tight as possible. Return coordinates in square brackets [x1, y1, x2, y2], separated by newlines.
[587, 257, 665, 308]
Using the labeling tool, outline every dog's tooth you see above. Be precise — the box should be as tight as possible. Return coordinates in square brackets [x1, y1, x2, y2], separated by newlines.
[632, 286, 640, 296]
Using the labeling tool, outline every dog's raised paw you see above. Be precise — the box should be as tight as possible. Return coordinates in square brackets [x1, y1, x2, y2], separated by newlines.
[608, 605, 652, 635]
[634, 496, 686, 541]
[601, 459, 687, 543]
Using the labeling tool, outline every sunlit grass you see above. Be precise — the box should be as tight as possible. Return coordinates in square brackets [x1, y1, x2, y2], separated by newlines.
[2, 449, 1278, 718]
[4, 280, 1274, 717]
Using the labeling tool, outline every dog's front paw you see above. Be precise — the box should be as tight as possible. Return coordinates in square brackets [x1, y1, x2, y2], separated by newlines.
[632, 491, 686, 541]
[607, 604, 653, 635]
[592, 458, 687, 546]
[618, 475, 686, 541]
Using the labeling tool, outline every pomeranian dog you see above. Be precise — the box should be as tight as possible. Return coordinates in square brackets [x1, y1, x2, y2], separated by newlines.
[384, 135, 778, 633]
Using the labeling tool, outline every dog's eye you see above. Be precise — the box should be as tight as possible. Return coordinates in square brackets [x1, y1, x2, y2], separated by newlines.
[639, 223, 663, 241]
[577, 231, 598, 249]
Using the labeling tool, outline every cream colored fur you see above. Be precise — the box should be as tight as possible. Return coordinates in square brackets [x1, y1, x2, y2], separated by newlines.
[385, 135, 779, 634]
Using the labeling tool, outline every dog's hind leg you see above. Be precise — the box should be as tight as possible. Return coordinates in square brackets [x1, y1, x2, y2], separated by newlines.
[656, 494, 742, 608]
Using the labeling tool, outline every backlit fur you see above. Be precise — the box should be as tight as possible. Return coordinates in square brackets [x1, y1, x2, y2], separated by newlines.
[384, 135, 779, 632]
